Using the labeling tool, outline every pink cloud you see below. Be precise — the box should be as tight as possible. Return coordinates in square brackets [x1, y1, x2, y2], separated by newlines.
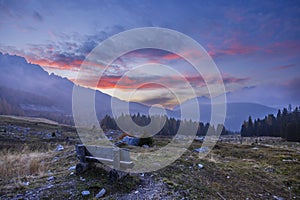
[266, 40, 300, 56]
[271, 64, 296, 71]
[72, 72, 249, 93]
[207, 42, 260, 58]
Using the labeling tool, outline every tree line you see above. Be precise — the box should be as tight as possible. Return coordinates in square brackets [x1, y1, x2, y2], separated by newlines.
[0, 97, 74, 125]
[241, 105, 300, 142]
[100, 113, 233, 136]
[0, 98, 24, 116]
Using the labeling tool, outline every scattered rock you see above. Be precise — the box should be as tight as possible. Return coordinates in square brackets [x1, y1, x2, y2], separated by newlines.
[198, 164, 204, 169]
[95, 188, 106, 198]
[226, 176, 230, 179]
[282, 159, 297, 162]
[47, 176, 55, 181]
[81, 190, 90, 196]
[134, 190, 139, 194]
[22, 181, 30, 186]
[80, 177, 86, 182]
[52, 157, 59, 162]
[55, 144, 64, 151]
[193, 147, 209, 153]
[46, 184, 54, 189]
[68, 166, 76, 171]
[265, 167, 276, 173]
[45, 133, 52, 139]
[273, 195, 284, 200]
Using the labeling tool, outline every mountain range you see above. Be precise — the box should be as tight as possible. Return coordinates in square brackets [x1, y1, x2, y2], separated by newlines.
[0, 52, 277, 131]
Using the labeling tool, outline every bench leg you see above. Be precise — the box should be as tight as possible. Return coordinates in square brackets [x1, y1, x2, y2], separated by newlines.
[75, 144, 90, 174]
[109, 169, 119, 182]
[76, 162, 90, 174]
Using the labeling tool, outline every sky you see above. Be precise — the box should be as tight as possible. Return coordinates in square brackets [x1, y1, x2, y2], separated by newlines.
[0, 0, 299, 109]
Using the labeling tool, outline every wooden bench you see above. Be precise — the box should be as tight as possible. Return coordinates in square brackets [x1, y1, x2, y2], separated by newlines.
[75, 144, 133, 180]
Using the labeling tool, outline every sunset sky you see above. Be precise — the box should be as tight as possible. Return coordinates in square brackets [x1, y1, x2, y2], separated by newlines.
[0, 0, 299, 108]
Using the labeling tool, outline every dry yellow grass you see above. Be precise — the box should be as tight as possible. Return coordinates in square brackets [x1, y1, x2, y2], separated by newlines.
[0, 149, 50, 181]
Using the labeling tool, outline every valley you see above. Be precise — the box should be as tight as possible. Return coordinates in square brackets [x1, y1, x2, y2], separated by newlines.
[0, 115, 299, 199]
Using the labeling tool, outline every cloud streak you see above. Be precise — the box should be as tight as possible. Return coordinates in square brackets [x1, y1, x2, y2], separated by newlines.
[271, 64, 296, 71]
[208, 43, 260, 58]
[73, 72, 249, 92]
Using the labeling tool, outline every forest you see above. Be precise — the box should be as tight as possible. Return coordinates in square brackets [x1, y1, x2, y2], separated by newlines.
[241, 105, 300, 142]
[100, 113, 233, 136]
[1, 95, 299, 142]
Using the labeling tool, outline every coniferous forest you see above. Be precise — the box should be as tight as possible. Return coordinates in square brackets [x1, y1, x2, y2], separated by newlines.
[241, 105, 300, 142]
[100, 113, 233, 136]
[101, 105, 300, 142]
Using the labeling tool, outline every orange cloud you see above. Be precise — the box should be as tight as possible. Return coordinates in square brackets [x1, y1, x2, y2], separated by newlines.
[162, 53, 181, 60]
[27, 57, 83, 70]
[73, 73, 247, 91]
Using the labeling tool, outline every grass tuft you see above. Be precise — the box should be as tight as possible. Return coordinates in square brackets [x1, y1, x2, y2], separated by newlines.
[0, 149, 49, 181]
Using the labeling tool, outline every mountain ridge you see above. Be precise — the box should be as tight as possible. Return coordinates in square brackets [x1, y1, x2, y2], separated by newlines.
[0, 52, 277, 130]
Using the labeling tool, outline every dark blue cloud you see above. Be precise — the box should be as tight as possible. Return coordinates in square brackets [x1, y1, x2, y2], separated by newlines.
[32, 10, 43, 22]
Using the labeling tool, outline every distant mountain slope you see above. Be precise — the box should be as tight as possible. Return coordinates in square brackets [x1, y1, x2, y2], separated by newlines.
[225, 102, 277, 131]
[0, 115, 59, 125]
[0, 52, 153, 122]
[173, 97, 277, 131]
[0, 53, 73, 113]
[0, 52, 277, 130]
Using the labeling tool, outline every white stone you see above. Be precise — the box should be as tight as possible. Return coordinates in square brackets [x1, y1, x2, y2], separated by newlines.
[95, 188, 106, 198]
[81, 191, 90, 196]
